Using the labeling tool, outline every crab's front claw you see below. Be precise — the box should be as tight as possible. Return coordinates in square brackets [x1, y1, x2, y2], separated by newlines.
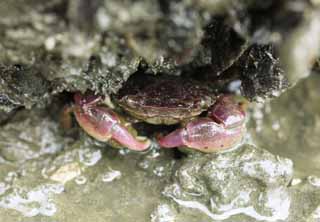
[157, 128, 186, 148]
[72, 93, 150, 151]
[111, 123, 151, 151]
[158, 118, 245, 153]
[208, 95, 246, 128]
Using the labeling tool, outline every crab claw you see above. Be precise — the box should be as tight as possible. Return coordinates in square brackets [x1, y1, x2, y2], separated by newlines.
[157, 128, 186, 148]
[74, 92, 102, 108]
[73, 93, 150, 151]
[111, 123, 151, 151]
[158, 95, 246, 153]
[158, 118, 245, 153]
[208, 95, 245, 128]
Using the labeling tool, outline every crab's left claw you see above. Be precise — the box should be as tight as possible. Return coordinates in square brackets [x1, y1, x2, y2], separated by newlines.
[158, 118, 245, 153]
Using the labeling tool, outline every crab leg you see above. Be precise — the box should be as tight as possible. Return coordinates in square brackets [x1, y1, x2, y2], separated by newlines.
[60, 105, 75, 129]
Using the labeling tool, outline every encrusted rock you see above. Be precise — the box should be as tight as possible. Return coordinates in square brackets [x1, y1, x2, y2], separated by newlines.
[163, 145, 293, 221]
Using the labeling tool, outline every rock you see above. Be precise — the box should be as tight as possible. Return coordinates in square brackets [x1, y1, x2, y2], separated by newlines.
[237, 44, 288, 101]
[1, 1, 320, 221]
[49, 162, 81, 184]
[163, 145, 293, 221]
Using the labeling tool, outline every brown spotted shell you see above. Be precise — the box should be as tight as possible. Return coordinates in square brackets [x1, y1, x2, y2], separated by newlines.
[115, 75, 216, 125]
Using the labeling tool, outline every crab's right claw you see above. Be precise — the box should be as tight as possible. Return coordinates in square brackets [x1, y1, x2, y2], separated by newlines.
[111, 124, 151, 151]
[208, 95, 246, 128]
[158, 128, 186, 148]
[74, 104, 150, 151]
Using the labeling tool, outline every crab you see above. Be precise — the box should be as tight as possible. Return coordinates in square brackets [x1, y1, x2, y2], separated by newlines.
[64, 75, 246, 153]
[62, 92, 151, 151]
[116, 75, 246, 153]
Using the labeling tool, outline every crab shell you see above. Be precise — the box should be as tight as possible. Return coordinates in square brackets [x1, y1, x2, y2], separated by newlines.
[115, 75, 216, 125]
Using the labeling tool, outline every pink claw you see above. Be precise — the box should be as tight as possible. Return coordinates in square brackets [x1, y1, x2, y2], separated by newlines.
[157, 128, 186, 148]
[158, 95, 246, 153]
[74, 92, 102, 108]
[111, 124, 151, 151]
[73, 93, 150, 151]
[159, 119, 245, 152]
[208, 95, 245, 128]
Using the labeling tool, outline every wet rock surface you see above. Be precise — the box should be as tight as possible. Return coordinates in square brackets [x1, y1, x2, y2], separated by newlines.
[0, 74, 319, 221]
[162, 145, 293, 221]
[250, 74, 320, 177]
[1, 0, 320, 221]
[1, 0, 320, 113]
[0, 108, 169, 221]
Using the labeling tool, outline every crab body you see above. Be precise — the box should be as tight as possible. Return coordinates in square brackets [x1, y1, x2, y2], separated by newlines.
[115, 75, 215, 125]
